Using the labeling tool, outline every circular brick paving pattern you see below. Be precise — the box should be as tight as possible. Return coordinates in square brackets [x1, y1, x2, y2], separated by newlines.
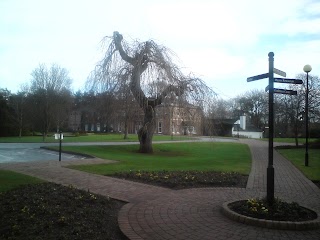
[1, 140, 320, 239]
[118, 188, 320, 240]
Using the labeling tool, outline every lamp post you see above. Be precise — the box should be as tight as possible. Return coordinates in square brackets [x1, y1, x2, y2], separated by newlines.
[59, 131, 62, 162]
[303, 64, 312, 167]
[237, 107, 241, 138]
[170, 103, 174, 140]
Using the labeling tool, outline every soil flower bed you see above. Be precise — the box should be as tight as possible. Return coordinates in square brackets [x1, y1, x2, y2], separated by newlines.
[229, 198, 317, 222]
[0, 183, 128, 240]
[111, 170, 248, 189]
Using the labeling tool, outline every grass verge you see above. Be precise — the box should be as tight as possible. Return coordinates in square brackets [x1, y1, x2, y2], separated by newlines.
[0, 170, 44, 192]
[277, 148, 320, 181]
[261, 138, 318, 144]
[65, 142, 251, 175]
[0, 134, 195, 143]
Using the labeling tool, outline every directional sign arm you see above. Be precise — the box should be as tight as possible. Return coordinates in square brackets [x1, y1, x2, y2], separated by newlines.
[274, 68, 286, 77]
[274, 88, 297, 95]
[274, 78, 303, 84]
[247, 73, 269, 82]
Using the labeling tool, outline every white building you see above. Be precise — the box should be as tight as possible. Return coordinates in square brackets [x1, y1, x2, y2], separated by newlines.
[232, 115, 263, 138]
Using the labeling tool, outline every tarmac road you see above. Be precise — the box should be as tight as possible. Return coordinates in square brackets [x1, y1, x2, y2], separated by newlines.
[0, 143, 85, 163]
[0, 137, 238, 163]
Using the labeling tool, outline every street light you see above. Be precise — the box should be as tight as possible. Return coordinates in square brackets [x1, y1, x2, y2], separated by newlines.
[237, 107, 241, 138]
[303, 64, 312, 167]
[170, 103, 174, 140]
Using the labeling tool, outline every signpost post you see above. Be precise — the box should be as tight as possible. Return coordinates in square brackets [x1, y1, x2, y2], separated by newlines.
[246, 52, 302, 205]
[55, 132, 63, 161]
[267, 52, 275, 205]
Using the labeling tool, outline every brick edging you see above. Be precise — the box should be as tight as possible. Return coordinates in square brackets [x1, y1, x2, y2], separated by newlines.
[118, 203, 144, 240]
[221, 200, 320, 230]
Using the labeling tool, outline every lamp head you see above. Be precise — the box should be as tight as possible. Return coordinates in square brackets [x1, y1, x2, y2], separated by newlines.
[303, 64, 312, 73]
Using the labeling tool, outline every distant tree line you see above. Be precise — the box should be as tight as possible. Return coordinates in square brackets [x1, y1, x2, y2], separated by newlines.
[206, 73, 320, 143]
[1, 62, 319, 144]
[0, 63, 143, 139]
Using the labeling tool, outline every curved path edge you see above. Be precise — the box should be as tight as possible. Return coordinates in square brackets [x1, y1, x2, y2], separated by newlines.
[118, 139, 320, 240]
[1, 139, 319, 239]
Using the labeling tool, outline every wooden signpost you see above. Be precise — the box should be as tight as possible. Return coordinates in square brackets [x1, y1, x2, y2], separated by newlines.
[246, 52, 302, 204]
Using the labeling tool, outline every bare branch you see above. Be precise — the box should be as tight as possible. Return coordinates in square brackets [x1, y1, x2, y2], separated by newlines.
[87, 32, 216, 152]
[113, 31, 135, 65]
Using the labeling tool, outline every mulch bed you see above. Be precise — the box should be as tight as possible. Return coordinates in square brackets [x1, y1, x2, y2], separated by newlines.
[0, 171, 247, 239]
[0, 183, 128, 240]
[5, 170, 318, 238]
[110, 170, 248, 189]
[229, 198, 318, 222]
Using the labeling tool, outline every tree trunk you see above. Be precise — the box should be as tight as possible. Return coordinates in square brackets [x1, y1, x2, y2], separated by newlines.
[19, 112, 23, 138]
[138, 105, 156, 153]
[294, 119, 299, 147]
[112, 32, 187, 153]
[123, 115, 128, 139]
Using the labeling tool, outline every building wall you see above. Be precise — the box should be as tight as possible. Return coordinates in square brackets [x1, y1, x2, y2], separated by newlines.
[155, 104, 202, 136]
[68, 111, 82, 131]
[72, 103, 202, 136]
[231, 127, 263, 138]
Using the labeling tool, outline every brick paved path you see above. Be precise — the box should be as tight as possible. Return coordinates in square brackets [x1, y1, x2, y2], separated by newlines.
[1, 140, 319, 239]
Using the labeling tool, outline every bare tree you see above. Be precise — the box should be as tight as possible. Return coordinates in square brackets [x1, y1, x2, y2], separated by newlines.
[274, 84, 304, 145]
[29, 63, 72, 141]
[114, 83, 142, 139]
[10, 90, 27, 138]
[236, 90, 268, 129]
[87, 32, 214, 153]
[0, 89, 17, 136]
[298, 74, 320, 124]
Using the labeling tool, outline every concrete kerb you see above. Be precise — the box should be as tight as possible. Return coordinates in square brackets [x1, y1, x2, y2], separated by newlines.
[40, 146, 95, 159]
[221, 201, 320, 230]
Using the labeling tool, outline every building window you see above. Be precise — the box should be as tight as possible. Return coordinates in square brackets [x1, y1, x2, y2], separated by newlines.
[158, 121, 162, 133]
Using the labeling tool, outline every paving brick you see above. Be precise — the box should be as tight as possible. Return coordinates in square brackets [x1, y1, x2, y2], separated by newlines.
[1, 140, 319, 239]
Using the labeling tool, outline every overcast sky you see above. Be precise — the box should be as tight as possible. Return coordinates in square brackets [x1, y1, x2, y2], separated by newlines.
[1, 0, 319, 99]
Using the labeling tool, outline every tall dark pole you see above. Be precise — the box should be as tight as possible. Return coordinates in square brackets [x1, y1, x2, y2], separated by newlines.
[267, 52, 275, 204]
[238, 109, 240, 138]
[59, 131, 62, 162]
[303, 64, 312, 167]
[171, 105, 173, 140]
[305, 72, 309, 167]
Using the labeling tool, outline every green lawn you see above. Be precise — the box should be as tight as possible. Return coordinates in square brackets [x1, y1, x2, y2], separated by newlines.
[261, 138, 318, 144]
[277, 149, 320, 181]
[0, 170, 44, 192]
[0, 134, 195, 143]
[66, 142, 252, 175]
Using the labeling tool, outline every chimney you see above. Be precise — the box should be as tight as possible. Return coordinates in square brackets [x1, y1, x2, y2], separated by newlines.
[240, 115, 246, 130]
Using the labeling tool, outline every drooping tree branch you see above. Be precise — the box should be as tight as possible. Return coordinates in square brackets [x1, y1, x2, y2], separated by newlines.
[113, 32, 135, 65]
[88, 31, 216, 153]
